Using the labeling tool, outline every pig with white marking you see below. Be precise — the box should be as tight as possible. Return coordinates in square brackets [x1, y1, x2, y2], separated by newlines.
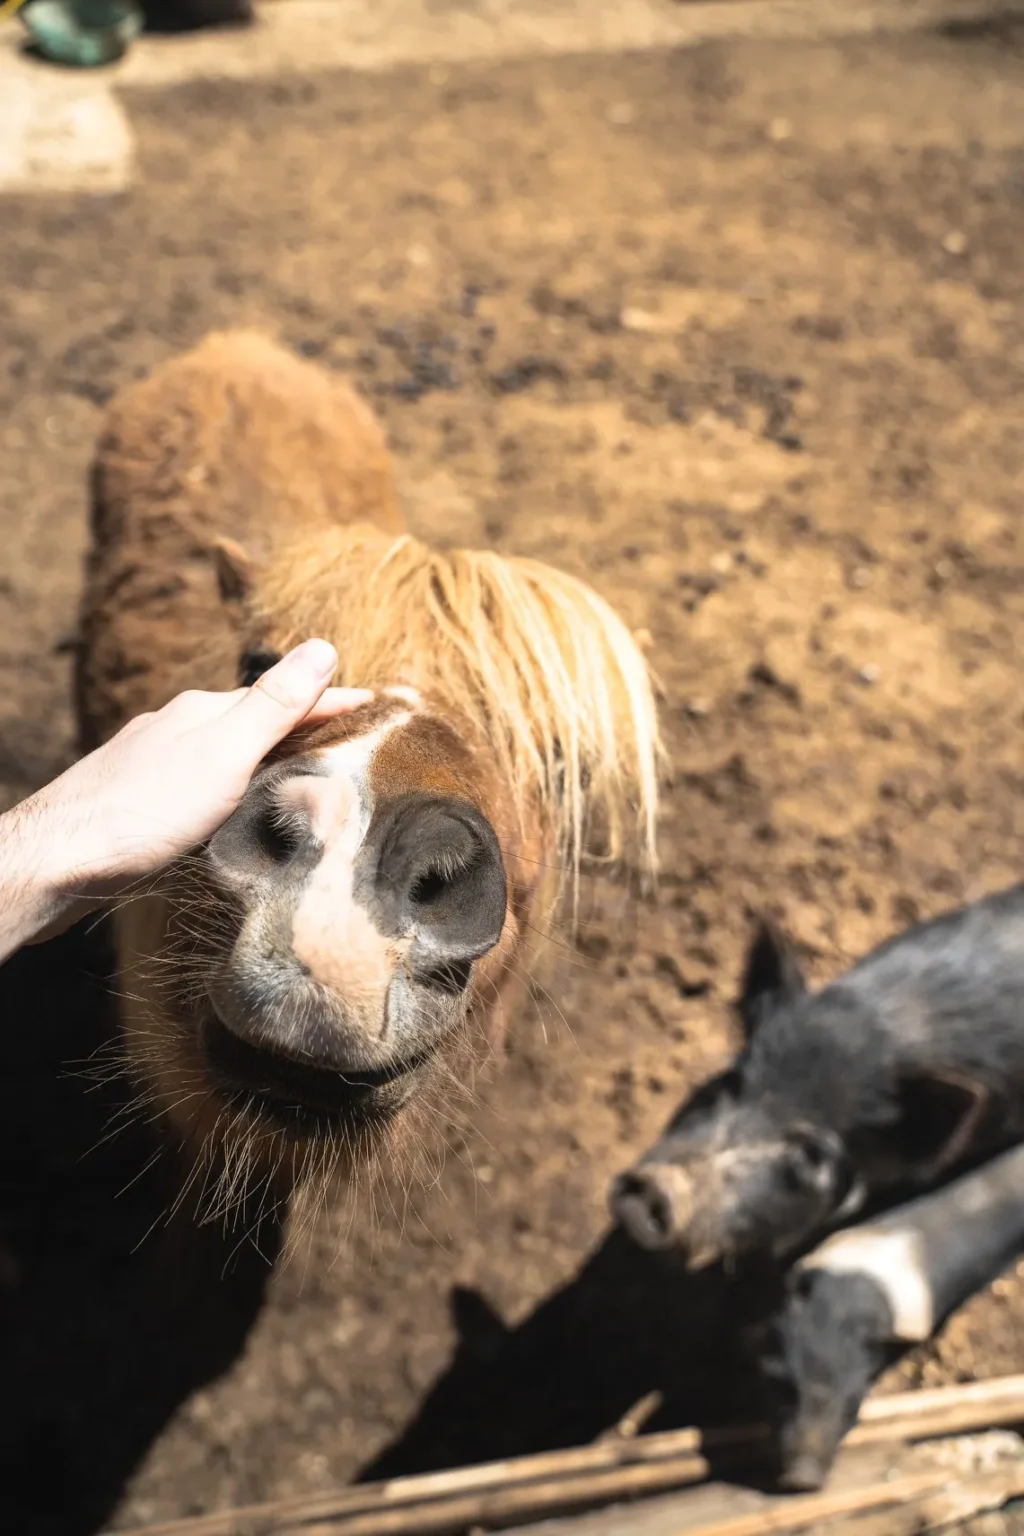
[752, 1138, 1024, 1488]
[611, 885, 1024, 1268]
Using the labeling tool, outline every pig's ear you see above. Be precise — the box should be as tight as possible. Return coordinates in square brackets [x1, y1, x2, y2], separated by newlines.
[895, 1070, 988, 1180]
[738, 920, 807, 1039]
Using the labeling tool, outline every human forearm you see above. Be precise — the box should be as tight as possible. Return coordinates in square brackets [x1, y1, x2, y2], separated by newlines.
[0, 795, 74, 963]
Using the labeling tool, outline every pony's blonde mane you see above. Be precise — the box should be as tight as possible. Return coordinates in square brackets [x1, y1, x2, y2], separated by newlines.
[252, 526, 661, 917]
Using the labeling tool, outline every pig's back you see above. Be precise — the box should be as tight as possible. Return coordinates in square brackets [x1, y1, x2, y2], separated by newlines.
[841, 883, 1024, 1089]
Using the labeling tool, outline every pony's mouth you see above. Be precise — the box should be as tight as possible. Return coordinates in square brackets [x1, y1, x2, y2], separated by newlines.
[199, 1009, 429, 1132]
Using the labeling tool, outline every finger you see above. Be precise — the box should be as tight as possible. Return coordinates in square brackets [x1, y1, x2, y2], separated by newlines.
[160, 689, 247, 727]
[162, 680, 373, 731]
[300, 686, 375, 725]
[221, 639, 341, 757]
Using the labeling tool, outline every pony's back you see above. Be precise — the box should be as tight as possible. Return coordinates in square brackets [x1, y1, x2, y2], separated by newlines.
[77, 330, 402, 749]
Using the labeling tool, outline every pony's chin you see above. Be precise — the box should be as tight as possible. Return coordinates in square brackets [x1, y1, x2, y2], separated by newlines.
[197, 1008, 429, 1137]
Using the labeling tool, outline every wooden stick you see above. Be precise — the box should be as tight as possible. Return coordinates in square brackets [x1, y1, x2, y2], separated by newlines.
[273, 1453, 729, 1536]
[220, 1459, 1024, 1536]
[110, 1451, 716, 1536]
[657, 1463, 1024, 1536]
[108, 1373, 1024, 1536]
[858, 1372, 1024, 1425]
[105, 1436, 724, 1536]
[848, 1373, 1024, 1449]
[657, 1471, 962, 1536]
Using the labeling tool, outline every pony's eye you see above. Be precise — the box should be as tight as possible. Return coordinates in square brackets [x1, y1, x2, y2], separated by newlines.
[239, 647, 282, 686]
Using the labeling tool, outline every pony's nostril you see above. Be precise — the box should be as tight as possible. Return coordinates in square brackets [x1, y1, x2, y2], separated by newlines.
[372, 794, 507, 963]
[254, 806, 305, 865]
[410, 867, 455, 906]
[207, 773, 318, 890]
[409, 843, 483, 907]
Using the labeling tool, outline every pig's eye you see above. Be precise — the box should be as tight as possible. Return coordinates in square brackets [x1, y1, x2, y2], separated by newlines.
[692, 1068, 742, 1109]
[790, 1131, 828, 1169]
[665, 1066, 742, 1133]
[782, 1126, 837, 1192]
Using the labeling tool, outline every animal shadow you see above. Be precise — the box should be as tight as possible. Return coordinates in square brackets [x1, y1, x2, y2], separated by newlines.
[0, 919, 281, 1536]
[362, 1232, 776, 1484]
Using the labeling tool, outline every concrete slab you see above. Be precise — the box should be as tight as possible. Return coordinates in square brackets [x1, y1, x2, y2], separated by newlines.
[0, 63, 133, 192]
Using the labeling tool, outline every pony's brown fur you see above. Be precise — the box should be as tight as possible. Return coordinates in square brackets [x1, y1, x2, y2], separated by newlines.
[78, 328, 402, 748]
[76, 330, 661, 1228]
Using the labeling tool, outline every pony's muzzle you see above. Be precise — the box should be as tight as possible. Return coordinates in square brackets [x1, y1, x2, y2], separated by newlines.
[201, 770, 508, 1104]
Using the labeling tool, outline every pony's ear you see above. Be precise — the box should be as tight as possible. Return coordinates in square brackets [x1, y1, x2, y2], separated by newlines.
[212, 538, 278, 685]
[738, 920, 807, 1039]
[212, 535, 257, 606]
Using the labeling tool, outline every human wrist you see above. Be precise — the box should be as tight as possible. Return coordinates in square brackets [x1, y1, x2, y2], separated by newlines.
[0, 795, 75, 961]
[5, 757, 141, 903]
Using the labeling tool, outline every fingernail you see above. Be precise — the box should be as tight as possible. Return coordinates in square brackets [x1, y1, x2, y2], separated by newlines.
[282, 638, 337, 680]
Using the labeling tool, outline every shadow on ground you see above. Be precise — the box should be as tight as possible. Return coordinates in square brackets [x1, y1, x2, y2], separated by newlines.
[361, 1232, 774, 1484]
[0, 920, 281, 1536]
[0, 921, 774, 1532]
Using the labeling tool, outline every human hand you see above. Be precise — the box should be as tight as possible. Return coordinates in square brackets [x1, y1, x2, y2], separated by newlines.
[0, 640, 370, 959]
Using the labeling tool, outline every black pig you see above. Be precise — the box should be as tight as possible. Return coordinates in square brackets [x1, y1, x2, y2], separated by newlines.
[611, 885, 1024, 1268]
[753, 1137, 1024, 1489]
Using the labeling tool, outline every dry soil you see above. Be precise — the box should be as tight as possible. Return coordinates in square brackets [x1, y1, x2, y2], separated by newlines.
[1, 14, 1024, 1534]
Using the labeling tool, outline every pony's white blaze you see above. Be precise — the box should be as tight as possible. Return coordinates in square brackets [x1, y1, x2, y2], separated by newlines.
[800, 1227, 934, 1341]
[283, 718, 405, 840]
[383, 685, 423, 709]
[285, 716, 412, 1020]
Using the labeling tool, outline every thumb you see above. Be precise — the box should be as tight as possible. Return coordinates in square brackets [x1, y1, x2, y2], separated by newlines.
[224, 639, 341, 757]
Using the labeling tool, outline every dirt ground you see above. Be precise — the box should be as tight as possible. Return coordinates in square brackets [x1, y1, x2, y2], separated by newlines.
[2, 13, 1024, 1534]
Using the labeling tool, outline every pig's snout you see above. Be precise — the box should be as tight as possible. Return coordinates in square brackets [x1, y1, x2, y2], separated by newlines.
[610, 1165, 695, 1253]
[778, 1450, 829, 1493]
[776, 1413, 848, 1493]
